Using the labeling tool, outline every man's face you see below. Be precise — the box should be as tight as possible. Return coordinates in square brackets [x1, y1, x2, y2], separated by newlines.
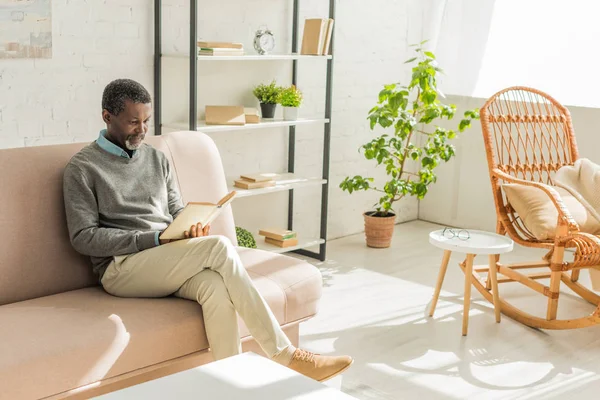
[102, 100, 152, 151]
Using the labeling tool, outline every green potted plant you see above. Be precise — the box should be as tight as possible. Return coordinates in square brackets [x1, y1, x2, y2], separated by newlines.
[340, 42, 480, 248]
[253, 80, 282, 119]
[236, 226, 257, 248]
[279, 85, 303, 121]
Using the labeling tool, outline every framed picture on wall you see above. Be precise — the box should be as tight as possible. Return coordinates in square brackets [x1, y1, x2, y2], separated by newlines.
[0, 0, 52, 59]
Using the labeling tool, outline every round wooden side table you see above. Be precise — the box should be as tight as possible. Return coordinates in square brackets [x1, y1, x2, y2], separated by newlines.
[428, 228, 514, 336]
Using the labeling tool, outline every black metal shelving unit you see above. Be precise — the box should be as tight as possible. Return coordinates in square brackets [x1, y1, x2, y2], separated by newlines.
[153, 0, 335, 261]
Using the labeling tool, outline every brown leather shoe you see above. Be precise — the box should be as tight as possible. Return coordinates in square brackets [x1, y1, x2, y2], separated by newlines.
[287, 349, 353, 382]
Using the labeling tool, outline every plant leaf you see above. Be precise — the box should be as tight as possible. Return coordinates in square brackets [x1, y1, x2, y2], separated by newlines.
[459, 119, 471, 132]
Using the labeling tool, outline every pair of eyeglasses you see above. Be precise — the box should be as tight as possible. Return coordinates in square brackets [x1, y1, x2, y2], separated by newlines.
[442, 227, 470, 240]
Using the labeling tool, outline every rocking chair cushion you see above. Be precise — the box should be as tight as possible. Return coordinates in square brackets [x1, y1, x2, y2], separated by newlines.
[502, 184, 600, 240]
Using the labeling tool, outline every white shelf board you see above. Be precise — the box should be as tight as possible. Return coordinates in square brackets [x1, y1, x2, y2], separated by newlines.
[228, 173, 326, 198]
[256, 236, 325, 254]
[163, 53, 332, 61]
[164, 118, 329, 133]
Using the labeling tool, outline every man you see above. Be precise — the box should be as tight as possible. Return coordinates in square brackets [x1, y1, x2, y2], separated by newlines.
[63, 78, 352, 382]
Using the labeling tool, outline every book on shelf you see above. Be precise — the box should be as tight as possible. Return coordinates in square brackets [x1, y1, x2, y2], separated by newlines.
[321, 19, 334, 55]
[265, 237, 299, 248]
[244, 107, 260, 124]
[159, 191, 237, 240]
[239, 172, 278, 183]
[258, 228, 297, 241]
[300, 19, 326, 55]
[205, 106, 246, 126]
[301, 18, 334, 55]
[233, 179, 276, 190]
[198, 47, 245, 56]
[197, 41, 243, 49]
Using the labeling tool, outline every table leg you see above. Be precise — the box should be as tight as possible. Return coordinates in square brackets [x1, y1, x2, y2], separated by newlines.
[485, 254, 500, 290]
[488, 254, 501, 323]
[429, 250, 452, 317]
[463, 254, 475, 336]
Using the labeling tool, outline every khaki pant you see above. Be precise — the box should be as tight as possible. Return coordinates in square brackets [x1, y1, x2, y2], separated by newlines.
[101, 235, 292, 360]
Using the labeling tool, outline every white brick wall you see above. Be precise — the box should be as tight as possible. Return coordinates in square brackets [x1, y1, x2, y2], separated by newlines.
[0, 0, 153, 149]
[328, 0, 422, 238]
[1, 0, 423, 241]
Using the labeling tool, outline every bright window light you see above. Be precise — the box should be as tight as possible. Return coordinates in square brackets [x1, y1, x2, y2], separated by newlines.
[435, 0, 600, 107]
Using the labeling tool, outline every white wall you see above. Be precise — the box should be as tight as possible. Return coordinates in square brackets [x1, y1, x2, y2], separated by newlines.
[0, 0, 421, 241]
[0, 0, 154, 149]
[418, 95, 600, 232]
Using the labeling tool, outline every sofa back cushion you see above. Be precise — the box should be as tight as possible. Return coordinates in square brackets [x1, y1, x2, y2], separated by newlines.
[0, 142, 96, 305]
[0, 131, 235, 305]
[151, 132, 236, 243]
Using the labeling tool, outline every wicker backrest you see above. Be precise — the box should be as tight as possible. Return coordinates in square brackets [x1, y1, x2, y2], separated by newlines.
[480, 87, 580, 243]
[480, 87, 579, 185]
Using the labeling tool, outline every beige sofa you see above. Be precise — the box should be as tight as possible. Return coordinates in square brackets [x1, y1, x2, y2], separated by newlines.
[0, 131, 323, 400]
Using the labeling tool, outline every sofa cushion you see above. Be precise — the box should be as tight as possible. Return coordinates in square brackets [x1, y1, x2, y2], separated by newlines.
[0, 143, 98, 306]
[238, 248, 322, 324]
[155, 132, 237, 245]
[0, 249, 321, 400]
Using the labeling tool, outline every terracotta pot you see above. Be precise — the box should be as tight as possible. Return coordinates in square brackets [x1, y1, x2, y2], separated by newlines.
[363, 211, 396, 248]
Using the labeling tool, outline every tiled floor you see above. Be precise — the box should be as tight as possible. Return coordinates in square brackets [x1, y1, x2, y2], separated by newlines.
[300, 220, 600, 399]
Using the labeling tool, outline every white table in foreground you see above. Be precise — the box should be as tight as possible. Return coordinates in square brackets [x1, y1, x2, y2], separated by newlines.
[428, 229, 514, 336]
[95, 352, 358, 400]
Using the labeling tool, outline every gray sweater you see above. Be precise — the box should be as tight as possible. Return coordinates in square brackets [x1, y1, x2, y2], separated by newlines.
[63, 141, 185, 277]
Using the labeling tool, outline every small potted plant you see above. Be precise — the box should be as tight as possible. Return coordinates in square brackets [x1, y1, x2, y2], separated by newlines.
[279, 85, 303, 121]
[253, 80, 282, 119]
[236, 226, 257, 248]
[340, 42, 480, 248]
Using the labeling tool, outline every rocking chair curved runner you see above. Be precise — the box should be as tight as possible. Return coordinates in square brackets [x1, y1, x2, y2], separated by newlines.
[478, 86, 600, 330]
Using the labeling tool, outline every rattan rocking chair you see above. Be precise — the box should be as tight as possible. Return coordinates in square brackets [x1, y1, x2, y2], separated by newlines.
[476, 86, 600, 330]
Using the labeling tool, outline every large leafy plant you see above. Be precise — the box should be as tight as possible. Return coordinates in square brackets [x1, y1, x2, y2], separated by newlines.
[340, 42, 480, 216]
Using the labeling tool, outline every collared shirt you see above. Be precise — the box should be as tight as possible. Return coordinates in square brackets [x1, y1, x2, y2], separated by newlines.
[96, 129, 138, 159]
[95, 129, 160, 246]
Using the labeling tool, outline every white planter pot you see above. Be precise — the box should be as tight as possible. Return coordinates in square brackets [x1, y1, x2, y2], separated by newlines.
[283, 106, 299, 121]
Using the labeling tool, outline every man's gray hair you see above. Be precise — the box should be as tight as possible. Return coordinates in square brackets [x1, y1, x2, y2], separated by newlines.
[102, 79, 151, 115]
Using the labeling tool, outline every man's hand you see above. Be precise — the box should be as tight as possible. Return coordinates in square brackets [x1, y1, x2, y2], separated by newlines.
[185, 222, 211, 238]
[159, 222, 211, 245]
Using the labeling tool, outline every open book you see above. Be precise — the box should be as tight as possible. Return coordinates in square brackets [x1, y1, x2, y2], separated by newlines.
[159, 191, 237, 240]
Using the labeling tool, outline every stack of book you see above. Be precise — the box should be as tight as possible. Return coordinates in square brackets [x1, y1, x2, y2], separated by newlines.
[259, 228, 298, 248]
[205, 105, 245, 125]
[233, 173, 278, 190]
[198, 41, 244, 56]
[244, 107, 260, 124]
[204, 106, 260, 125]
[300, 18, 334, 56]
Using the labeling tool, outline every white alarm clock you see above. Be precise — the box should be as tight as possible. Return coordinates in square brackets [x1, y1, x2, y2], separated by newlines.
[254, 28, 275, 55]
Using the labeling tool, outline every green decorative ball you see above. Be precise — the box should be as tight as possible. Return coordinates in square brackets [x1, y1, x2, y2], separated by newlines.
[236, 226, 257, 248]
